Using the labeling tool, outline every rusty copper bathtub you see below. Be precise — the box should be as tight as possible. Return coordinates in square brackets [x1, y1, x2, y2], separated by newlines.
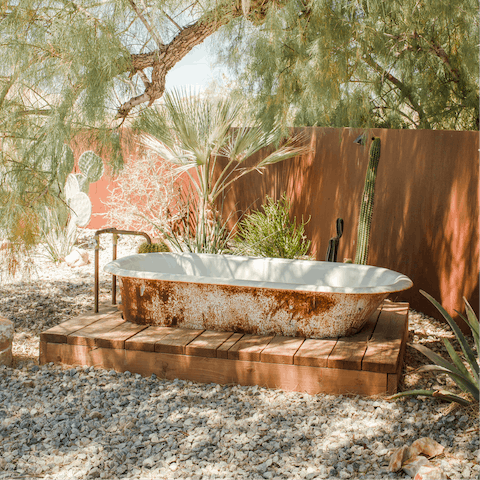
[104, 253, 413, 339]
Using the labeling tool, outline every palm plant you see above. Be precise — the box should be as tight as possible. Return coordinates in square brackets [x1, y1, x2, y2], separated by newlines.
[137, 89, 310, 253]
[391, 290, 479, 406]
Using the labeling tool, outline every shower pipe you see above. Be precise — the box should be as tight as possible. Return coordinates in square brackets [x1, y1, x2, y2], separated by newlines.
[94, 228, 152, 313]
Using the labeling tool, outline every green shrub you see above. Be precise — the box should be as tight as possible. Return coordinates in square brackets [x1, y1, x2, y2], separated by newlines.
[232, 194, 312, 259]
[138, 241, 170, 253]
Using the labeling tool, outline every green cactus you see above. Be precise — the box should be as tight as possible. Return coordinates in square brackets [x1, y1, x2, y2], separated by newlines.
[77, 150, 104, 193]
[79, 150, 104, 183]
[74, 173, 89, 194]
[354, 137, 381, 265]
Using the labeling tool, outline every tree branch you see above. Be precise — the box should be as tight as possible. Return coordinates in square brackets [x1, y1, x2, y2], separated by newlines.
[362, 53, 430, 128]
[128, 0, 165, 49]
[160, 8, 184, 32]
[117, 0, 284, 118]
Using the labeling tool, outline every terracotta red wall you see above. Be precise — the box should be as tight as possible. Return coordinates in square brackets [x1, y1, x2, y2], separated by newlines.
[74, 127, 479, 326]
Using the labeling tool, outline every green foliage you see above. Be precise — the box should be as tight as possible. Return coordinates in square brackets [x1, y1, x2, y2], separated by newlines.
[232, 194, 312, 259]
[78, 151, 104, 191]
[355, 137, 381, 265]
[217, 0, 479, 130]
[1, 1, 125, 269]
[390, 291, 479, 406]
[154, 185, 238, 255]
[138, 241, 170, 253]
[137, 89, 309, 254]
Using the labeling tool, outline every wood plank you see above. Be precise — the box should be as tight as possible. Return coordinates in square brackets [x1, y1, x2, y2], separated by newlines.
[227, 334, 274, 362]
[39, 342, 98, 366]
[67, 313, 125, 346]
[39, 340, 47, 365]
[89, 347, 387, 396]
[387, 327, 408, 394]
[216, 333, 243, 359]
[185, 331, 235, 358]
[40, 306, 118, 344]
[39, 299, 408, 396]
[125, 326, 174, 352]
[39, 338, 390, 395]
[260, 336, 305, 365]
[327, 307, 382, 370]
[294, 338, 338, 367]
[362, 303, 409, 374]
[94, 322, 148, 349]
[154, 328, 204, 355]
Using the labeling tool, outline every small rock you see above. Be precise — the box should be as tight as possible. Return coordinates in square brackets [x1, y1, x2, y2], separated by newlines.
[0, 317, 14, 367]
[414, 465, 448, 480]
[389, 445, 409, 472]
[410, 437, 444, 458]
[402, 456, 431, 477]
[65, 249, 89, 267]
[143, 456, 155, 467]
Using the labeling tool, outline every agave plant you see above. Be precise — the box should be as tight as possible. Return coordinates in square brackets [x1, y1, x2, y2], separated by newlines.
[391, 290, 479, 406]
[136, 88, 310, 253]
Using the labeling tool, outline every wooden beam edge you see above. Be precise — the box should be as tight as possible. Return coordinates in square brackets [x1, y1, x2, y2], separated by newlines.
[40, 341, 390, 396]
[361, 302, 409, 374]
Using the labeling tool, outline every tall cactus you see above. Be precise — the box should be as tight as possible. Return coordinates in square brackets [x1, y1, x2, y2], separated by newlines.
[354, 137, 381, 265]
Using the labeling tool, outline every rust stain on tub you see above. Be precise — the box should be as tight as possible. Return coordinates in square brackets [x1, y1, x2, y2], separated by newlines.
[119, 277, 387, 338]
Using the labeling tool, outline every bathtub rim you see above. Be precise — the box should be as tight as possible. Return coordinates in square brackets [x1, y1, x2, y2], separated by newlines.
[104, 252, 413, 295]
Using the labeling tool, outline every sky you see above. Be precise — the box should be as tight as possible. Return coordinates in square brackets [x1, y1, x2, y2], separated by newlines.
[164, 41, 227, 94]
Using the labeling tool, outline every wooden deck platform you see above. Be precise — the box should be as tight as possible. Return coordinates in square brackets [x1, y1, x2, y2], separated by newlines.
[39, 300, 409, 396]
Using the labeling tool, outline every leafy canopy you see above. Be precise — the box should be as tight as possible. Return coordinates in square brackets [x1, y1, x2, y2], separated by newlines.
[216, 0, 479, 130]
[0, 0, 285, 268]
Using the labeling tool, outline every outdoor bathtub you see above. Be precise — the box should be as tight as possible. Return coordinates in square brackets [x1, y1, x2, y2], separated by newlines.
[104, 253, 413, 339]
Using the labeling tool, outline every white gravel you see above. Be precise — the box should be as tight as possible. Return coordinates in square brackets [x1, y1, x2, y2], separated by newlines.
[0, 230, 478, 480]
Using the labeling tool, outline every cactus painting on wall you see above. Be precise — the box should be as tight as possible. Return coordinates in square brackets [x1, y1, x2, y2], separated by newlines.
[65, 150, 104, 228]
[39, 148, 104, 262]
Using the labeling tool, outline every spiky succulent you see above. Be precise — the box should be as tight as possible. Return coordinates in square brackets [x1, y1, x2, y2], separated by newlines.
[390, 290, 479, 406]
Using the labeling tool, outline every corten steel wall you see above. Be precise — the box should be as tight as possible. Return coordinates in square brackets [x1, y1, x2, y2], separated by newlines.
[217, 127, 479, 326]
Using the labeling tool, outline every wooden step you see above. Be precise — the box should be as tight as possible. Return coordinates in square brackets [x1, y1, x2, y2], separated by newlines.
[39, 300, 409, 396]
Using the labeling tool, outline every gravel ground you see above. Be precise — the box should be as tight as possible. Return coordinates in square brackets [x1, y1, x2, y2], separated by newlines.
[0, 230, 478, 480]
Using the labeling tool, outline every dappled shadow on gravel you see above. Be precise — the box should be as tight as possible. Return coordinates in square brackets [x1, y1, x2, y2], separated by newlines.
[0, 363, 478, 480]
